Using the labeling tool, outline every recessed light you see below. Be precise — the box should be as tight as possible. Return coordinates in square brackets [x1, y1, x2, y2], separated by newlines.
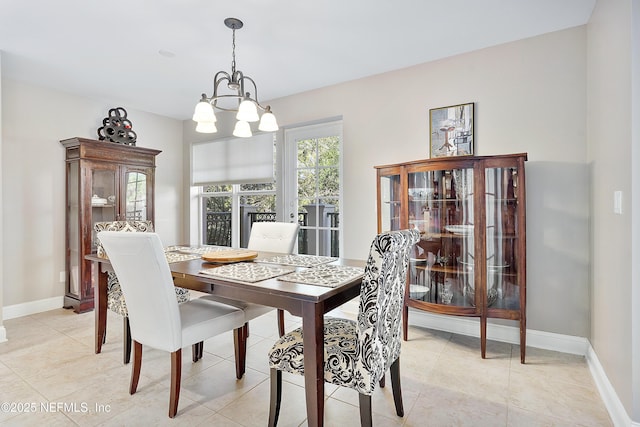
[158, 49, 176, 58]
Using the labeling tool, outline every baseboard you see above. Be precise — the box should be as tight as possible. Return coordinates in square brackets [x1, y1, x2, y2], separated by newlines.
[586, 345, 637, 427]
[2, 296, 65, 320]
[408, 308, 589, 355]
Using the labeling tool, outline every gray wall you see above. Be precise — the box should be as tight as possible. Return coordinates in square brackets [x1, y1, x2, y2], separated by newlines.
[587, 0, 637, 419]
[262, 27, 591, 339]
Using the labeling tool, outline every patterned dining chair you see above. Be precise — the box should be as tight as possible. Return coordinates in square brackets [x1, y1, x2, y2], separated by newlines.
[94, 221, 190, 364]
[267, 228, 420, 427]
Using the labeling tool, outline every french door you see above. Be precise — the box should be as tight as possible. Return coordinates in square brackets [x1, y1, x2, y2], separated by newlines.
[284, 121, 343, 256]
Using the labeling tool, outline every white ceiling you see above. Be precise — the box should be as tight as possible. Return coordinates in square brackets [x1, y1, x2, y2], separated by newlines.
[0, 0, 595, 120]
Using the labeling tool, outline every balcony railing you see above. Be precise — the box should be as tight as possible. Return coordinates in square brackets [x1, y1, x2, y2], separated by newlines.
[204, 210, 339, 256]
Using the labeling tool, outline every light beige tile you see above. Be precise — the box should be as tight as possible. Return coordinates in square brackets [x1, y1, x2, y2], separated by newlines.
[179, 359, 268, 412]
[0, 308, 614, 426]
[218, 375, 306, 427]
[509, 368, 612, 426]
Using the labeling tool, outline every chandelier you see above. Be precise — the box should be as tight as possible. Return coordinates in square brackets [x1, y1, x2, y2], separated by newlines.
[192, 17, 278, 137]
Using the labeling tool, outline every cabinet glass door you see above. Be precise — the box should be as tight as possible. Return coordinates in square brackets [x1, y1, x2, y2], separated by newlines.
[485, 166, 520, 310]
[91, 169, 117, 252]
[408, 167, 475, 307]
[125, 171, 148, 221]
[379, 173, 401, 232]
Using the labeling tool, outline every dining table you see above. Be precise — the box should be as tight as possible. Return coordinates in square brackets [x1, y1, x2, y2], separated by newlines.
[86, 246, 365, 427]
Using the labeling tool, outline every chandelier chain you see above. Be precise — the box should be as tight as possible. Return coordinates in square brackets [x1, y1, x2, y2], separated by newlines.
[231, 27, 236, 74]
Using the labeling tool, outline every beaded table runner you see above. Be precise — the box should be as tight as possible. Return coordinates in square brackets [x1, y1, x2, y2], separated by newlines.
[277, 264, 364, 288]
[199, 263, 294, 283]
[254, 254, 337, 268]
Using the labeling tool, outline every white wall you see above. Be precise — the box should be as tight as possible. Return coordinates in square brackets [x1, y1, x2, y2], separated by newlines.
[0, 52, 5, 340]
[1, 79, 184, 308]
[587, 0, 636, 420]
[262, 27, 591, 338]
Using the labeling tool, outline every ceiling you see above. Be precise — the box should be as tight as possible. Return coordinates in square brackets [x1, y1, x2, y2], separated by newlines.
[0, 0, 595, 121]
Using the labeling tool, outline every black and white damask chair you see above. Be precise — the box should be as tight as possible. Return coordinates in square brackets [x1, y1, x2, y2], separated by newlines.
[94, 221, 190, 364]
[267, 228, 420, 427]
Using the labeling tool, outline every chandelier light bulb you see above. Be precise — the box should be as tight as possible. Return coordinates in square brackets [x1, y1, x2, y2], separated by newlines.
[195, 121, 218, 133]
[236, 98, 259, 122]
[258, 108, 279, 132]
[192, 99, 216, 123]
[233, 120, 252, 138]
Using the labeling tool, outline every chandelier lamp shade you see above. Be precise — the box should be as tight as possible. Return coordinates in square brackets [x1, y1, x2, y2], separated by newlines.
[193, 17, 278, 138]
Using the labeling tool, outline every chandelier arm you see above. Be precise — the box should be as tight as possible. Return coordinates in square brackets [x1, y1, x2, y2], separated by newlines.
[240, 75, 267, 110]
[212, 71, 232, 98]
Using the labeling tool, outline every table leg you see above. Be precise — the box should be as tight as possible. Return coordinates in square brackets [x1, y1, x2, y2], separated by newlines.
[94, 263, 107, 354]
[302, 301, 325, 427]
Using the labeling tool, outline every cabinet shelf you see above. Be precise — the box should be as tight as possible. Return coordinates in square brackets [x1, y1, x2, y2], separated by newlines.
[376, 153, 527, 362]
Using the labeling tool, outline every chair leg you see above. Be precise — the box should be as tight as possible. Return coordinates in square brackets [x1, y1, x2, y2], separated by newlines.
[268, 368, 282, 427]
[389, 358, 404, 417]
[277, 309, 285, 337]
[123, 317, 132, 364]
[233, 326, 247, 379]
[129, 341, 143, 395]
[192, 341, 203, 362]
[358, 393, 373, 427]
[169, 349, 182, 418]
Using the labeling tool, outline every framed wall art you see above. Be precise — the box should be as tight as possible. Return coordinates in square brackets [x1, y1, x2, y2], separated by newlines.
[429, 102, 474, 158]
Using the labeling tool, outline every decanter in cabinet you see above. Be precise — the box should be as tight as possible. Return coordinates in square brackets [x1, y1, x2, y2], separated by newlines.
[61, 137, 161, 313]
[375, 153, 527, 362]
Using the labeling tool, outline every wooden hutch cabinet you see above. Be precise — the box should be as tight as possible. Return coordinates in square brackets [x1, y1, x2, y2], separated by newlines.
[375, 153, 527, 362]
[61, 137, 161, 313]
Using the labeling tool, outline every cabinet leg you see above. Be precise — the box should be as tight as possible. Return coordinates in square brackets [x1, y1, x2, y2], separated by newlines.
[480, 315, 487, 359]
[520, 318, 526, 364]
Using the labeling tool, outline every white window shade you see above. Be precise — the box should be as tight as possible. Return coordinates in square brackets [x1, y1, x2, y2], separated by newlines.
[191, 134, 274, 186]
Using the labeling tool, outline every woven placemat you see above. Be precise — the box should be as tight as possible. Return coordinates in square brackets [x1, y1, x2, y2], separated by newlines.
[199, 262, 294, 283]
[277, 264, 364, 288]
[254, 254, 337, 268]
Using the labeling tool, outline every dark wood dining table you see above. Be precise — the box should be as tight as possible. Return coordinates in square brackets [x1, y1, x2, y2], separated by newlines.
[86, 249, 365, 427]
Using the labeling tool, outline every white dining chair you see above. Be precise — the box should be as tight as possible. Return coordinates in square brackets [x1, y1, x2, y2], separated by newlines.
[201, 221, 299, 337]
[97, 231, 248, 418]
[94, 220, 191, 365]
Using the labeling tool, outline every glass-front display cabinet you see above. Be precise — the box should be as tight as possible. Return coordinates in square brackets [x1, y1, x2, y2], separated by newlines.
[61, 137, 160, 313]
[375, 153, 527, 362]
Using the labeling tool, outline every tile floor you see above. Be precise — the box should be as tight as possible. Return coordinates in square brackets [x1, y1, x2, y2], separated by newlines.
[0, 303, 612, 426]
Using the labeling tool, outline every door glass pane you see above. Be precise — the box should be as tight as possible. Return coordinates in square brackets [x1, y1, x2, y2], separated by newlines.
[485, 166, 519, 310]
[295, 136, 341, 256]
[408, 167, 475, 308]
[240, 194, 276, 248]
[203, 195, 231, 246]
[125, 172, 147, 221]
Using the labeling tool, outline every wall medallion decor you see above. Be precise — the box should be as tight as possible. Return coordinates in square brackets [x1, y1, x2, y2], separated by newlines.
[429, 102, 474, 158]
[97, 107, 137, 145]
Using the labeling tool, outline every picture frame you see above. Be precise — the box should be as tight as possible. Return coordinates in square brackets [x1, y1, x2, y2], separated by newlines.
[429, 102, 474, 158]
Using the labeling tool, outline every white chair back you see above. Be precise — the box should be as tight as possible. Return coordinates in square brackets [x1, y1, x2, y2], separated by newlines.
[97, 231, 182, 353]
[247, 222, 299, 254]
